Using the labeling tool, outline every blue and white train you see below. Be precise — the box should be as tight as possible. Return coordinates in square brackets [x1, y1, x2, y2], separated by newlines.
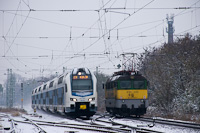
[31, 68, 97, 117]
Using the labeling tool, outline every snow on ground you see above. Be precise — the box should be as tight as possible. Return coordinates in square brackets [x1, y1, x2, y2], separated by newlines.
[114, 118, 200, 133]
[1, 104, 200, 133]
[0, 104, 100, 133]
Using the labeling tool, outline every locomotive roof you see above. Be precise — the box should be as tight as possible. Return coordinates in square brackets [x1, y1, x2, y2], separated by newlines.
[107, 70, 146, 82]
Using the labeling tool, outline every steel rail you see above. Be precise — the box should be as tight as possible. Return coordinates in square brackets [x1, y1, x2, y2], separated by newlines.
[0, 113, 17, 133]
[92, 116, 132, 133]
[95, 116, 164, 133]
[22, 116, 48, 133]
[133, 117, 200, 129]
[34, 118, 131, 133]
[94, 115, 162, 133]
[9, 118, 17, 133]
[14, 118, 120, 133]
[14, 116, 132, 133]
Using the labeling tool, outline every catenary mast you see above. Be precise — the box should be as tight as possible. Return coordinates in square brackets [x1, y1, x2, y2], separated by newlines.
[166, 14, 175, 44]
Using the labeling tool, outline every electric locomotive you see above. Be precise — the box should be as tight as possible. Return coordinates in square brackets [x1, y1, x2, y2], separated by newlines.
[32, 67, 97, 117]
[105, 70, 148, 117]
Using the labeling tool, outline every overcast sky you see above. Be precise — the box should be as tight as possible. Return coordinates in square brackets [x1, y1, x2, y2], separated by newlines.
[0, 0, 200, 84]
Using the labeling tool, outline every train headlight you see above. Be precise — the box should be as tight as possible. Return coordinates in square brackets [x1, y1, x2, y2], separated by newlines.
[88, 97, 95, 102]
[70, 98, 77, 102]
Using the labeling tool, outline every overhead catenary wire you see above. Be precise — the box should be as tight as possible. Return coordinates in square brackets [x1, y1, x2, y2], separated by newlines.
[2, 0, 158, 77]
[1, 6, 200, 12]
[1, 0, 200, 79]
[45, 0, 156, 76]
[4, 10, 31, 56]
[78, 0, 156, 54]
[1, 0, 34, 76]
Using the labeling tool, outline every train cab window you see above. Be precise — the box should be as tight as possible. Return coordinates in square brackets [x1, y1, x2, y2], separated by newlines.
[72, 79, 92, 91]
[58, 76, 64, 84]
[120, 81, 131, 89]
[49, 81, 54, 88]
[35, 89, 37, 93]
[43, 84, 47, 90]
[133, 81, 145, 89]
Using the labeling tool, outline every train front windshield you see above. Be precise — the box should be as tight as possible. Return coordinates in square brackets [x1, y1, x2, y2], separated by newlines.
[72, 79, 92, 91]
[119, 80, 146, 89]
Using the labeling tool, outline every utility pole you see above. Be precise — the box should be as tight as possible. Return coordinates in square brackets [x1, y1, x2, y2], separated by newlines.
[21, 83, 23, 109]
[166, 14, 175, 44]
[96, 66, 99, 75]
[6, 69, 14, 108]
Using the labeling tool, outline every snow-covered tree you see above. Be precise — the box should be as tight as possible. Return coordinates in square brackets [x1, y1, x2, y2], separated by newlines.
[139, 34, 200, 115]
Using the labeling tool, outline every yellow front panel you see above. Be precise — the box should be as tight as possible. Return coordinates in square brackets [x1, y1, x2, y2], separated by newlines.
[80, 105, 86, 110]
[116, 90, 148, 99]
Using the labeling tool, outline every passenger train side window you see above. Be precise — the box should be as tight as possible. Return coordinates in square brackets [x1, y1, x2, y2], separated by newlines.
[39, 87, 41, 92]
[49, 81, 54, 88]
[65, 84, 67, 92]
[58, 76, 64, 84]
[43, 84, 47, 90]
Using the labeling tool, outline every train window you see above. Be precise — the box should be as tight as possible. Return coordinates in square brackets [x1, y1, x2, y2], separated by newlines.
[120, 81, 131, 89]
[39, 87, 41, 92]
[106, 83, 109, 89]
[49, 81, 54, 88]
[111, 82, 117, 88]
[111, 82, 114, 88]
[43, 84, 47, 90]
[133, 81, 145, 89]
[58, 76, 64, 84]
[53, 89, 57, 96]
[72, 79, 92, 91]
[35, 89, 37, 93]
[114, 82, 117, 88]
[106, 82, 111, 89]
[65, 84, 67, 92]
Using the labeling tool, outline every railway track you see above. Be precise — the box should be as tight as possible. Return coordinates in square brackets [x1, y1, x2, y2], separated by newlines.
[13, 115, 132, 133]
[0, 111, 131, 133]
[131, 116, 200, 129]
[2, 110, 199, 133]
[0, 113, 18, 133]
[93, 115, 164, 133]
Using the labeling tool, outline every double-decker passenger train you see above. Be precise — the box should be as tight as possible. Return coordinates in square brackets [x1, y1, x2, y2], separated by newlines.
[105, 70, 148, 117]
[31, 67, 97, 117]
